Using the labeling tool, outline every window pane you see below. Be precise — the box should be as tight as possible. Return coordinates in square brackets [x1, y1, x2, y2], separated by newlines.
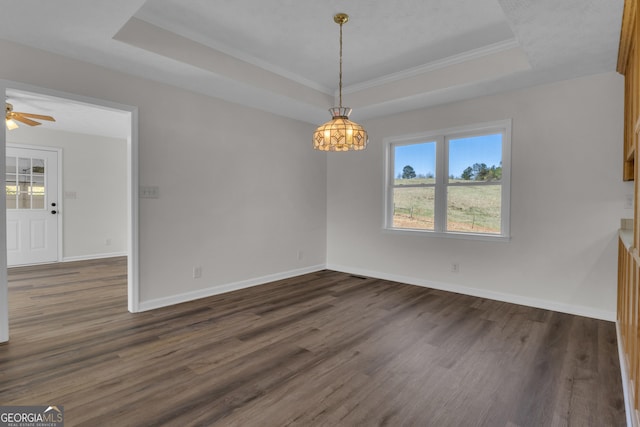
[392, 187, 434, 230]
[18, 174, 30, 209]
[6, 157, 16, 174]
[18, 158, 30, 175]
[6, 176, 16, 195]
[32, 158, 45, 175]
[31, 176, 45, 209]
[18, 174, 29, 192]
[6, 175, 16, 210]
[447, 186, 501, 234]
[449, 133, 502, 182]
[394, 142, 436, 185]
[31, 176, 45, 195]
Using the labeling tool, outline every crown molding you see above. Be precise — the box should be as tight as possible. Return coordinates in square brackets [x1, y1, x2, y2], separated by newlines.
[341, 38, 521, 96]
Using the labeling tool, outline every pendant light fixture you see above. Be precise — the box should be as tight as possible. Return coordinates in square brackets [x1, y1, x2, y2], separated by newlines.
[313, 13, 368, 152]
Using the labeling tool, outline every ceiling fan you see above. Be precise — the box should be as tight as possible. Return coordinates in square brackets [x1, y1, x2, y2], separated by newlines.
[5, 102, 55, 130]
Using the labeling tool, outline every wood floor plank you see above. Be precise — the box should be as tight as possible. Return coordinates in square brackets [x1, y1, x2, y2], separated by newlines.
[0, 258, 626, 426]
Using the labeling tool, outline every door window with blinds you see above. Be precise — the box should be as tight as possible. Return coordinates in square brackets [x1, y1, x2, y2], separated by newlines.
[6, 156, 46, 210]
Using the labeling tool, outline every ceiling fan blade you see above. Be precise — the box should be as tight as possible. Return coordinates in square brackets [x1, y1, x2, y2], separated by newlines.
[15, 112, 55, 122]
[12, 115, 41, 127]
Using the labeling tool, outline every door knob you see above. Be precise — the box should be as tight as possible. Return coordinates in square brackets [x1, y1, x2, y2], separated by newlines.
[51, 210, 57, 215]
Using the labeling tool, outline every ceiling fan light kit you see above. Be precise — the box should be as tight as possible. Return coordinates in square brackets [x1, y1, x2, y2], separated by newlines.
[5, 118, 18, 131]
[5, 102, 56, 130]
[313, 13, 368, 152]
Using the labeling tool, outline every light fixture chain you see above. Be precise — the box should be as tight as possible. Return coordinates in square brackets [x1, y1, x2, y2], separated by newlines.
[339, 21, 343, 108]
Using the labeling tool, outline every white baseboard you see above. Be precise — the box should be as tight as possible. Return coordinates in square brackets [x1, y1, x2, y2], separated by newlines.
[62, 252, 127, 262]
[326, 263, 616, 322]
[138, 264, 326, 312]
[616, 321, 635, 427]
[138, 261, 615, 320]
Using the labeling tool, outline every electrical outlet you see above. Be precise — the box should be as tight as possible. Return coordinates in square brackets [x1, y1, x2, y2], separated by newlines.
[451, 263, 460, 273]
[105, 238, 112, 246]
[297, 250, 303, 261]
[193, 266, 202, 279]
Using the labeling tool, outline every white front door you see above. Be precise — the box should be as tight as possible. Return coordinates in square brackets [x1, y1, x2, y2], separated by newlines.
[6, 146, 59, 266]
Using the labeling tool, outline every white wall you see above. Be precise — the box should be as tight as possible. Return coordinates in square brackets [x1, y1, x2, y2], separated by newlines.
[7, 127, 128, 260]
[0, 39, 327, 307]
[0, 38, 628, 322]
[327, 72, 630, 320]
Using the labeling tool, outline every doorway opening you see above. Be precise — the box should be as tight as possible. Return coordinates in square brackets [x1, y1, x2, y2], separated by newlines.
[0, 81, 139, 342]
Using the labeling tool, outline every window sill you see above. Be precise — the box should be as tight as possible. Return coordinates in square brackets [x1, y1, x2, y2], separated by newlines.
[383, 227, 511, 242]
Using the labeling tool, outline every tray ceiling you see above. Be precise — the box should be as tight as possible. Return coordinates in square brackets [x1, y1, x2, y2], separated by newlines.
[0, 0, 625, 127]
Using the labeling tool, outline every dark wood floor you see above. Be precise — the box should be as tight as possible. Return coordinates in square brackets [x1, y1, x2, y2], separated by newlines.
[0, 258, 625, 426]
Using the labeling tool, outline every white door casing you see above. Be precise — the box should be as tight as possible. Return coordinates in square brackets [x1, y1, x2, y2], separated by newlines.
[6, 145, 60, 266]
[1, 80, 138, 344]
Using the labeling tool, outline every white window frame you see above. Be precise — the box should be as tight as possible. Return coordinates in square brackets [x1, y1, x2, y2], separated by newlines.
[384, 119, 511, 241]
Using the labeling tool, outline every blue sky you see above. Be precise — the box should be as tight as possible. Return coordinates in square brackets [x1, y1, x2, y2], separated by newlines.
[394, 133, 502, 178]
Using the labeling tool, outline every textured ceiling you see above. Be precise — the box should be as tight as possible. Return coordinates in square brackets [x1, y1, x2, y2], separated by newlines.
[0, 0, 625, 133]
[135, 0, 514, 91]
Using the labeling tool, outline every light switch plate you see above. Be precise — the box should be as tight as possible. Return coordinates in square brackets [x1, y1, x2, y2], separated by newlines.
[625, 194, 634, 209]
[140, 186, 159, 199]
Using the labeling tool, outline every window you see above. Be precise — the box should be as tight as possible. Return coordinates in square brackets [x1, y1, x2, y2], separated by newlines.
[6, 156, 47, 210]
[385, 120, 511, 240]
